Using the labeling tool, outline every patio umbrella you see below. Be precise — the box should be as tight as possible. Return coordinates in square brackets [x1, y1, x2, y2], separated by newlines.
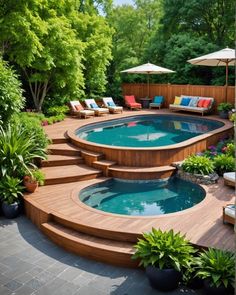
[187, 47, 235, 101]
[121, 63, 175, 98]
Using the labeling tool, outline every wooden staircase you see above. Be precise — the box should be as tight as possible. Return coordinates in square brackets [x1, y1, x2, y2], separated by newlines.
[24, 135, 178, 267]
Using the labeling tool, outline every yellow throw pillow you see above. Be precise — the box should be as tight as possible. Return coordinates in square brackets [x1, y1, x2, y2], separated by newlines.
[174, 96, 181, 105]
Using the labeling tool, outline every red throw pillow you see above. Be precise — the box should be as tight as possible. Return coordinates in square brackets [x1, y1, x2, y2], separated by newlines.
[202, 99, 211, 108]
[197, 99, 205, 107]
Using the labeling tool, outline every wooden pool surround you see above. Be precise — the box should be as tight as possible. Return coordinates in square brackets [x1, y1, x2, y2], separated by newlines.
[68, 114, 233, 167]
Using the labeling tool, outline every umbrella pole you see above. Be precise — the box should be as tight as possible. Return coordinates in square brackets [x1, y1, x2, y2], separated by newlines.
[147, 74, 150, 98]
[225, 61, 229, 102]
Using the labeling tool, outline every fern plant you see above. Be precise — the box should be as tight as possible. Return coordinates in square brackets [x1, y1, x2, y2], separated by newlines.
[132, 228, 196, 271]
[196, 248, 235, 288]
[182, 155, 214, 175]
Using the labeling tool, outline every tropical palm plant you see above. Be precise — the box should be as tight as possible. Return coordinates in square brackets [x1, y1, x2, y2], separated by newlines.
[0, 124, 47, 178]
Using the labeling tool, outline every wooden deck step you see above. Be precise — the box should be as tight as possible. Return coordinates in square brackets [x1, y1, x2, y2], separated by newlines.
[48, 143, 81, 156]
[108, 165, 176, 180]
[80, 149, 104, 166]
[41, 221, 137, 268]
[41, 155, 84, 167]
[41, 165, 102, 185]
[51, 137, 69, 144]
[92, 160, 116, 176]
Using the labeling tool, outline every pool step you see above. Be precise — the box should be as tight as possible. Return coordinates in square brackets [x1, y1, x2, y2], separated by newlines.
[108, 165, 176, 180]
[41, 165, 102, 185]
[48, 143, 81, 156]
[92, 160, 117, 176]
[41, 155, 84, 167]
[41, 221, 137, 268]
[80, 150, 104, 166]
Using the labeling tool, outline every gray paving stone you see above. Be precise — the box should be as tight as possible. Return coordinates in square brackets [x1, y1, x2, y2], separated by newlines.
[77, 285, 107, 295]
[11, 284, 34, 295]
[28, 266, 44, 277]
[25, 278, 45, 290]
[46, 262, 68, 276]
[0, 285, 12, 295]
[57, 267, 83, 282]
[4, 279, 22, 291]
[15, 272, 34, 284]
[50, 281, 80, 295]
[33, 277, 67, 295]
[0, 273, 12, 285]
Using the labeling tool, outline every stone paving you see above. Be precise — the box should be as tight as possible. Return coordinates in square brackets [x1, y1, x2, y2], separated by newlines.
[0, 215, 204, 295]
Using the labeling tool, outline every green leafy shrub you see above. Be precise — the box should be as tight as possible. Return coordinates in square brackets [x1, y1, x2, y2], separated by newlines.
[12, 113, 50, 150]
[182, 155, 214, 175]
[196, 248, 235, 288]
[0, 176, 24, 205]
[217, 103, 233, 112]
[213, 154, 235, 176]
[132, 228, 195, 271]
[224, 142, 235, 157]
[0, 59, 25, 124]
[46, 105, 69, 116]
[0, 124, 47, 178]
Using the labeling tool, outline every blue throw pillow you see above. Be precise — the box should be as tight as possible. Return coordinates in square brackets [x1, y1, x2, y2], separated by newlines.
[189, 97, 199, 107]
[107, 101, 116, 107]
[153, 96, 164, 104]
[90, 103, 98, 108]
[181, 97, 191, 106]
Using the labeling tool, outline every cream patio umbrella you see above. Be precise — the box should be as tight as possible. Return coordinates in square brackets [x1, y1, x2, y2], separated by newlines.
[188, 47, 235, 101]
[121, 62, 175, 98]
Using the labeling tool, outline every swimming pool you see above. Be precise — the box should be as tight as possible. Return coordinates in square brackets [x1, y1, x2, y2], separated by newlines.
[79, 178, 206, 216]
[76, 115, 223, 148]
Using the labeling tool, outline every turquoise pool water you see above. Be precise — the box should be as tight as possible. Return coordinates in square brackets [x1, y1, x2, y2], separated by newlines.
[79, 178, 206, 216]
[76, 115, 223, 147]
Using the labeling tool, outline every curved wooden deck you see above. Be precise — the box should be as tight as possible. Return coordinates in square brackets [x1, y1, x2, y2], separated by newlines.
[24, 110, 235, 267]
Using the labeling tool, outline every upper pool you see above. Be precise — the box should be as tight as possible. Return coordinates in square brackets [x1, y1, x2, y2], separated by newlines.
[75, 115, 224, 147]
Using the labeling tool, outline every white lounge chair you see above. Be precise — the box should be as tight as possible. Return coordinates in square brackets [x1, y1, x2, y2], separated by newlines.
[69, 101, 95, 119]
[102, 97, 123, 114]
[84, 99, 109, 116]
[223, 204, 235, 225]
[223, 172, 235, 187]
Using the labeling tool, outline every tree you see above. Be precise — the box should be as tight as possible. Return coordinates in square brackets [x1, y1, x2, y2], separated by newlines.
[0, 58, 24, 125]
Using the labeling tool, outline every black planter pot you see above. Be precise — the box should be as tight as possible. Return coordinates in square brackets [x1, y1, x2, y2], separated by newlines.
[203, 279, 233, 295]
[2, 202, 21, 219]
[146, 266, 181, 291]
[219, 111, 229, 119]
[187, 277, 204, 290]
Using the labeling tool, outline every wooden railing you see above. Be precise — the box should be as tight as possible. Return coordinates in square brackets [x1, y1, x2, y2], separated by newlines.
[122, 83, 235, 112]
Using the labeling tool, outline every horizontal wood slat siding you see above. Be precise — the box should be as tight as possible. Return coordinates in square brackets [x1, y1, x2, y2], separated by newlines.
[122, 84, 235, 112]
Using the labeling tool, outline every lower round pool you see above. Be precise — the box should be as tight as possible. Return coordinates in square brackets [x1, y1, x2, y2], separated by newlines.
[76, 115, 223, 147]
[79, 178, 206, 216]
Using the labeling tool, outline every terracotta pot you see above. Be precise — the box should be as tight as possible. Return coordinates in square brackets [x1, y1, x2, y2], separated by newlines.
[24, 180, 38, 193]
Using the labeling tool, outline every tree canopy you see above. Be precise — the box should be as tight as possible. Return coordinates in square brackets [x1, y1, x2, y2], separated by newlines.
[0, 0, 234, 108]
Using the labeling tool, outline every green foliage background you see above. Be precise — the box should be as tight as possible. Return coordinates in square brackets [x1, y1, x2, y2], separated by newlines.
[0, 0, 234, 109]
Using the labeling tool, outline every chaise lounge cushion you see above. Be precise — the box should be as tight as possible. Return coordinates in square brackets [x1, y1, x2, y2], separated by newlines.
[224, 204, 235, 219]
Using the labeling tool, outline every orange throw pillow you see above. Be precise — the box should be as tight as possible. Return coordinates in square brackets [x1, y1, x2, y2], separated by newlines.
[202, 99, 211, 108]
[75, 104, 83, 111]
[197, 99, 205, 107]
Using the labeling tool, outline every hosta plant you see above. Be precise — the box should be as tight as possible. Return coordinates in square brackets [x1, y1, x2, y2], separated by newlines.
[132, 228, 195, 271]
[196, 248, 235, 288]
[213, 154, 235, 176]
[182, 155, 214, 175]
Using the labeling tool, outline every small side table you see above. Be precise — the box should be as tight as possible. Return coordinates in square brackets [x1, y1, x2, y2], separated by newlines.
[139, 98, 152, 109]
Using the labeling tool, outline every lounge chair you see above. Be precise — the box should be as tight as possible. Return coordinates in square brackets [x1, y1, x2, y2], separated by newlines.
[84, 99, 109, 116]
[223, 204, 235, 225]
[102, 97, 123, 114]
[124, 95, 142, 110]
[149, 96, 164, 109]
[223, 172, 235, 187]
[69, 101, 95, 119]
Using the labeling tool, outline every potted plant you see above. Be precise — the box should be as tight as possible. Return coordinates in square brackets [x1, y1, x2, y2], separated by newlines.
[23, 169, 45, 193]
[0, 176, 24, 218]
[196, 248, 235, 295]
[182, 256, 203, 289]
[132, 228, 196, 291]
[217, 103, 233, 119]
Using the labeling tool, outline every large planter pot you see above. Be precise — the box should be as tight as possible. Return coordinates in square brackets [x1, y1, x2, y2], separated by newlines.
[24, 180, 38, 193]
[2, 202, 21, 219]
[203, 279, 233, 295]
[219, 111, 229, 119]
[187, 277, 204, 290]
[146, 266, 181, 291]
